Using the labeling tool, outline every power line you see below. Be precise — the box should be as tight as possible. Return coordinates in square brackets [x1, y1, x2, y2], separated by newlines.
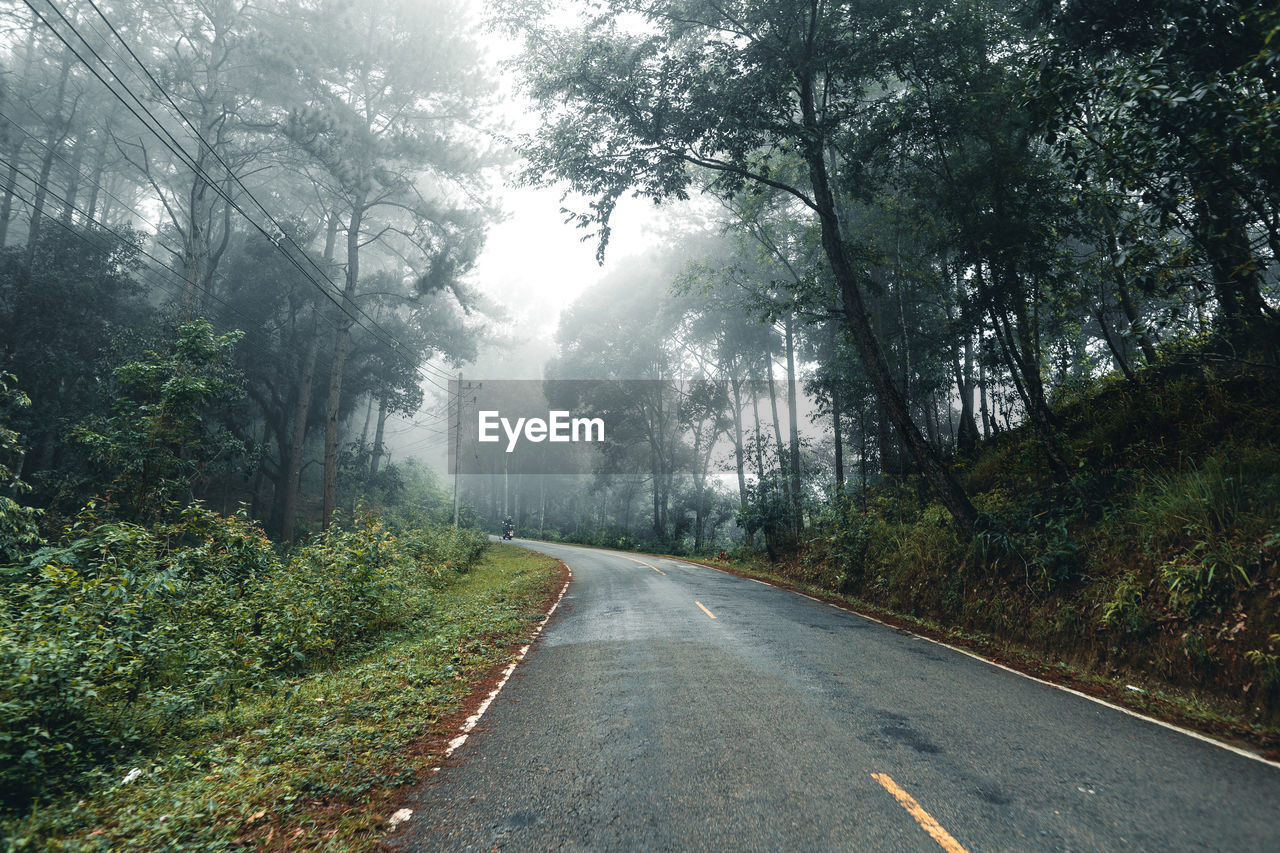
[4, 172, 456, 465]
[73, 0, 466, 390]
[20, 0, 468, 400]
[0, 154, 238, 312]
[0, 172, 319, 373]
[22, 0, 366, 324]
[80, 0, 386, 325]
[23, 0, 419, 372]
[0, 151, 458, 453]
[0, 148, 398, 388]
[0, 109, 344, 338]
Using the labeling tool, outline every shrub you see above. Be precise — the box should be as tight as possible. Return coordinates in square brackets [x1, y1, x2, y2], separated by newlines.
[1128, 449, 1280, 616]
[0, 503, 488, 808]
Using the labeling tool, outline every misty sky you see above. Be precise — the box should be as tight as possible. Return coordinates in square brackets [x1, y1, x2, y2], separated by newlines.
[384, 4, 671, 470]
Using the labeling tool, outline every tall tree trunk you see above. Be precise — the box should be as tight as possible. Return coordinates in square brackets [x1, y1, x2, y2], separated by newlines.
[692, 428, 706, 553]
[870, 269, 901, 476]
[956, 360, 978, 455]
[784, 315, 803, 533]
[60, 137, 84, 224]
[923, 394, 939, 446]
[202, 185, 234, 313]
[280, 313, 321, 543]
[1103, 223, 1159, 362]
[765, 353, 786, 477]
[83, 131, 109, 224]
[858, 403, 868, 499]
[750, 381, 766, 484]
[25, 138, 58, 266]
[369, 390, 389, 477]
[978, 360, 991, 439]
[832, 380, 844, 492]
[764, 349, 793, 542]
[0, 147, 20, 248]
[279, 213, 338, 541]
[323, 194, 365, 529]
[1199, 187, 1268, 332]
[729, 375, 748, 510]
[96, 173, 118, 226]
[797, 71, 978, 537]
[749, 379, 778, 562]
[181, 171, 211, 313]
[649, 438, 663, 541]
[948, 284, 979, 455]
[359, 394, 376, 455]
[24, 60, 72, 268]
[875, 405, 896, 476]
[1116, 279, 1158, 363]
[1096, 306, 1135, 381]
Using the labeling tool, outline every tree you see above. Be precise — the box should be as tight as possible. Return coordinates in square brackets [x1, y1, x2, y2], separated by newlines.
[284, 0, 494, 528]
[72, 318, 245, 522]
[0, 224, 149, 496]
[1032, 0, 1280, 334]
[501, 0, 982, 536]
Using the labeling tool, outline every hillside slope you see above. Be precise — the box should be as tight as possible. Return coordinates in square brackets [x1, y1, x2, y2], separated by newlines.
[791, 325, 1280, 730]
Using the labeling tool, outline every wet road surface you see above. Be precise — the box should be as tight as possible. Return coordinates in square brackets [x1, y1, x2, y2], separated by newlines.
[388, 540, 1280, 851]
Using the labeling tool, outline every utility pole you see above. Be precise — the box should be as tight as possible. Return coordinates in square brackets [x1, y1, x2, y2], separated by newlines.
[452, 374, 481, 528]
[453, 372, 462, 527]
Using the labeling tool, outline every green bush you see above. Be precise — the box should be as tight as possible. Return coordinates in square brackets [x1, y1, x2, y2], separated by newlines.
[1127, 449, 1280, 616]
[0, 503, 488, 808]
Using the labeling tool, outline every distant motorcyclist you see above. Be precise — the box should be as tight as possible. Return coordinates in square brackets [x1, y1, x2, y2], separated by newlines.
[502, 516, 515, 540]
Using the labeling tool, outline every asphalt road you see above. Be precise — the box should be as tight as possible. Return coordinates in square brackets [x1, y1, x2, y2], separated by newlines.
[389, 539, 1280, 851]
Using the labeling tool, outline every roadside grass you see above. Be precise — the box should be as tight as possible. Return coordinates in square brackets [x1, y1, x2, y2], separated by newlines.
[1, 544, 562, 852]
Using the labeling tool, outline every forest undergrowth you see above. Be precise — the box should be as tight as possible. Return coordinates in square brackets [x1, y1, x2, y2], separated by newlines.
[0, 530, 561, 852]
[745, 325, 1280, 736]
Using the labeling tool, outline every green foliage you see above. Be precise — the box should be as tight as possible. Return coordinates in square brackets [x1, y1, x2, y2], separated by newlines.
[1100, 572, 1148, 633]
[0, 372, 29, 490]
[0, 375, 42, 565]
[803, 482, 967, 612]
[0, 544, 556, 852]
[1127, 450, 1280, 616]
[736, 473, 792, 545]
[742, 329, 1280, 721]
[0, 228, 151, 503]
[0, 497, 42, 568]
[0, 500, 488, 809]
[1245, 636, 1280, 690]
[71, 320, 247, 523]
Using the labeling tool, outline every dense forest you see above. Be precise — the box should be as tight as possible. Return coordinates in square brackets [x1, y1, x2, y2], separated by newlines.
[0, 0, 505, 822]
[0, 0, 490, 539]
[477, 0, 1280, 726]
[1, 0, 1279, 841]
[475, 0, 1279, 545]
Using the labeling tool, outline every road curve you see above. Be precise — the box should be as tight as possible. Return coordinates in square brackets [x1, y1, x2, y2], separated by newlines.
[387, 539, 1280, 851]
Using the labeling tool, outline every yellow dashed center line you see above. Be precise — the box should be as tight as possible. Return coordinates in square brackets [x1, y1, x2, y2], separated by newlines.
[695, 601, 717, 620]
[624, 557, 666, 575]
[871, 773, 968, 853]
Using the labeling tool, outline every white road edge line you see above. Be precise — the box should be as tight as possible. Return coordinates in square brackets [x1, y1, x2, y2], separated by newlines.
[679, 556, 1280, 771]
[424, 568, 573, 781]
[524, 540, 1280, 769]
[911, 626, 1280, 770]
